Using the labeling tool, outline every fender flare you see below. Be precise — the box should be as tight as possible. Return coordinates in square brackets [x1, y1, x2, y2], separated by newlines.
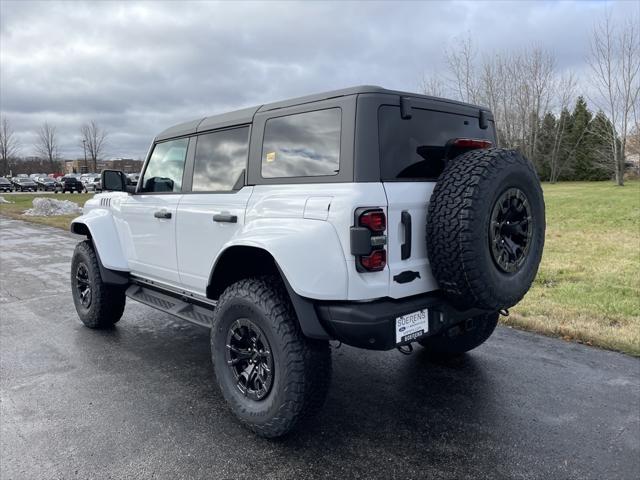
[70, 209, 129, 285]
[277, 262, 332, 340]
[208, 217, 349, 339]
[217, 218, 349, 300]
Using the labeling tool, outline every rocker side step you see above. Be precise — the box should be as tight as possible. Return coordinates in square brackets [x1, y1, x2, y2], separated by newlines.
[126, 284, 214, 328]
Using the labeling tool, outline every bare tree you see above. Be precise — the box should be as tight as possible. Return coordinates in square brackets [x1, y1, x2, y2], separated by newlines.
[35, 121, 59, 169]
[588, 12, 640, 185]
[0, 117, 20, 176]
[419, 73, 446, 97]
[446, 36, 479, 104]
[443, 35, 556, 166]
[549, 73, 577, 183]
[80, 121, 108, 172]
[526, 49, 555, 160]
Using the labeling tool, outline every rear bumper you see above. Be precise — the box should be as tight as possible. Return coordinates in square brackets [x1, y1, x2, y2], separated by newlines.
[315, 292, 489, 350]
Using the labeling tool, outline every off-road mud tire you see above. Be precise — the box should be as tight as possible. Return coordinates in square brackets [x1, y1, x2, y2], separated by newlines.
[71, 240, 126, 328]
[211, 276, 332, 438]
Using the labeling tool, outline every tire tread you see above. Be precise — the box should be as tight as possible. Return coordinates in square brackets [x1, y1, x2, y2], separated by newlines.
[426, 148, 544, 310]
[71, 240, 126, 328]
[212, 276, 331, 438]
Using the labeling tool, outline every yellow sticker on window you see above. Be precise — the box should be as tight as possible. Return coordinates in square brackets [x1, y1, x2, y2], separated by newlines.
[266, 152, 276, 163]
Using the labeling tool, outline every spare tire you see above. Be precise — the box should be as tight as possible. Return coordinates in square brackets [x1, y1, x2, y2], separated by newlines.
[426, 148, 545, 311]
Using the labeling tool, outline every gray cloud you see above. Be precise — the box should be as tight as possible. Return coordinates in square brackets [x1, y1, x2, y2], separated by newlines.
[0, 0, 636, 160]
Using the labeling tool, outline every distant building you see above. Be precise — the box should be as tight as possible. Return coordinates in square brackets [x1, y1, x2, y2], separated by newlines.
[64, 158, 143, 174]
[108, 158, 144, 173]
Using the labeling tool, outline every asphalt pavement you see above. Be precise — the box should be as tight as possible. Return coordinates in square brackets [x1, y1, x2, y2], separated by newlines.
[1, 217, 639, 480]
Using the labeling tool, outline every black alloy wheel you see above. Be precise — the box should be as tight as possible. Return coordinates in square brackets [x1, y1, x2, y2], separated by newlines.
[225, 318, 274, 401]
[489, 187, 533, 273]
[75, 262, 92, 308]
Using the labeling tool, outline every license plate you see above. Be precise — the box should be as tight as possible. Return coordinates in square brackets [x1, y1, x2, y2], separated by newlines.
[395, 309, 429, 344]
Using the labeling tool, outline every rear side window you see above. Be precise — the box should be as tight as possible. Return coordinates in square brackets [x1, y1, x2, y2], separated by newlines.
[141, 138, 189, 192]
[378, 106, 494, 181]
[192, 127, 249, 192]
[261, 108, 341, 178]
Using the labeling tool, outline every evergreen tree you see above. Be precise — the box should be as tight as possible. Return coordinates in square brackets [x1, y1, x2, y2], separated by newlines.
[548, 107, 573, 183]
[535, 112, 556, 181]
[588, 111, 618, 181]
[564, 97, 593, 180]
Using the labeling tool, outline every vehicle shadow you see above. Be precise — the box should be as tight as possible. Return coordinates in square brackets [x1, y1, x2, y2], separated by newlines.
[72, 307, 503, 475]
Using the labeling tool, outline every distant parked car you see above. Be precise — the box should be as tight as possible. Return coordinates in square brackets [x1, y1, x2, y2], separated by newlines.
[29, 173, 46, 180]
[36, 176, 58, 192]
[126, 173, 140, 186]
[16, 174, 28, 178]
[0, 177, 12, 192]
[82, 175, 101, 192]
[11, 177, 37, 192]
[59, 176, 84, 193]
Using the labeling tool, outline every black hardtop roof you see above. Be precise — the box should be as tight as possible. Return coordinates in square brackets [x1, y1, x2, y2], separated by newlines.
[155, 85, 487, 141]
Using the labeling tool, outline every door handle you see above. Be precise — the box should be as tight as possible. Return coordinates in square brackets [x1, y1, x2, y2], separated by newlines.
[213, 213, 238, 223]
[154, 210, 172, 219]
[401, 210, 412, 260]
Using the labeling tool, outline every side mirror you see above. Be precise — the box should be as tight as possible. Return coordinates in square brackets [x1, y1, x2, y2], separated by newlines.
[101, 170, 127, 192]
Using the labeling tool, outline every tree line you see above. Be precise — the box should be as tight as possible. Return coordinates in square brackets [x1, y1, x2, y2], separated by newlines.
[0, 118, 108, 176]
[421, 13, 639, 185]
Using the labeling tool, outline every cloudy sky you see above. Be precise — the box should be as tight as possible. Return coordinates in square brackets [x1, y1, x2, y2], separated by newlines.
[0, 0, 637, 160]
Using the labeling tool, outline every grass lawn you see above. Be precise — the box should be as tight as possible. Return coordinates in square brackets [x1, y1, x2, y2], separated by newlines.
[0, 193, 93, 230]
[505, 181, 640, 356]
[1, 183, 638, 355]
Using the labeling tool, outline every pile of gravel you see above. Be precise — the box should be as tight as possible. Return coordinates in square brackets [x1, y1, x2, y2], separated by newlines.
[23, 197, 82, 216]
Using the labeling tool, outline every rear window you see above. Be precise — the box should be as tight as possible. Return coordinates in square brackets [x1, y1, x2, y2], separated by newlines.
[378, 106, 494, 181]
[261, 108, 341, 178]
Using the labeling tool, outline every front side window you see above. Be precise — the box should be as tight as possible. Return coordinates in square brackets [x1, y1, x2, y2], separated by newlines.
[261, 108, 341, 178]
[192, 127, 249, 192]
[141, 138, 188, 192]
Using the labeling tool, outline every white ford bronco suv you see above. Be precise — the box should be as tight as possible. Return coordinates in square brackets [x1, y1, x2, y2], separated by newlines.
[70, 86, 545, 437]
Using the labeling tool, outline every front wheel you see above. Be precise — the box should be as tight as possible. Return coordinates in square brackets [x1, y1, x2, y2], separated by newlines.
[211, 276, 332, 438]
[418, 312, 499, 357]
[71, 240, 126, 328]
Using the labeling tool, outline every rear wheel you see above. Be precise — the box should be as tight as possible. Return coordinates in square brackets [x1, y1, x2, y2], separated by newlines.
[211, 276, 331, 438]
[71, 240, 126, 328]
[418, 312, 499, 356]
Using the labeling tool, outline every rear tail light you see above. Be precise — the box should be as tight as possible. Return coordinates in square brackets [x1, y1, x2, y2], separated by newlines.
[360, 249, 386, 271]
[451, 138, 493, 149]
[359, 210, 386, 233]
[351, 208, 387, 272]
